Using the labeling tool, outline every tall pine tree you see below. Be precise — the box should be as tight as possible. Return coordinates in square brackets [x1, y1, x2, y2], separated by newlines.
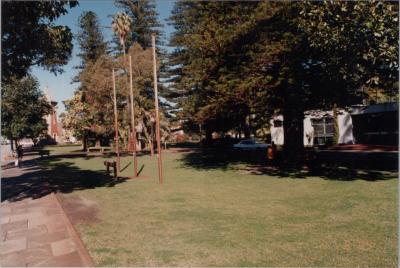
[64, 11, 109, 149]
[113, 0, 163, 50]
[76, 11, 108, 71]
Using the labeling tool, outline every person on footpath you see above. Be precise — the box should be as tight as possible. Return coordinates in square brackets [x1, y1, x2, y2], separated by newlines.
[15, 144, 23, 168]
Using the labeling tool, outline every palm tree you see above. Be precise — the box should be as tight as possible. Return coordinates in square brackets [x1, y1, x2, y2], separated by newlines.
[111, 12, 132, 54]
[112, 11, 140, 176]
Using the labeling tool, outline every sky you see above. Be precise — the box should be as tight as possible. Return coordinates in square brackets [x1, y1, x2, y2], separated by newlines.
[31, 0, 176, 117]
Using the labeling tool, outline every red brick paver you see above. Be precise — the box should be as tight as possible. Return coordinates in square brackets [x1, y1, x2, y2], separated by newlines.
[1, 194, 94, 267]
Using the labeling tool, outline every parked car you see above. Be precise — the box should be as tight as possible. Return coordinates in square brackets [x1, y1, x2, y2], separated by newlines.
[19, 139, 34, 148]
[233, 139, 269, 151]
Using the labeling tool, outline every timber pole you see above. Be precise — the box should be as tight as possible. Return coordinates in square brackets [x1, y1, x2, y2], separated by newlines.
[151, 33, 163, 184]
[112, 69, 121, 172]
[123, 49, 132, 157]
[129, 55, 138, 177]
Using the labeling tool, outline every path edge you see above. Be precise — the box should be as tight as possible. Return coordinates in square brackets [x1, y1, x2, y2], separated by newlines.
[52, 193, 96, 267]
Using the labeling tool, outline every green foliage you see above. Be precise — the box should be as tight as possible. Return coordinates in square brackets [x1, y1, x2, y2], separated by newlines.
[79, 55, 118, 139]
[61, 90, 91, 140]
[168, 1, 399, 157]
[65, 42, 169, 148]
[116, 44, 170, 147]
[1, 76, 51, 141]
[168, 2, 263, 136]
[1, 1, 78, 82]
[114, 0, 163, 49]
[64, 10, 111, 144]
[299, 1, 399, 98]
[76, 11, 108, 70]
[112, 12, 133, 53]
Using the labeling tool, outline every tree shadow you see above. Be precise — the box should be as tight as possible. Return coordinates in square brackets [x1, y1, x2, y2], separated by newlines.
[236, 164, 397, 181]
[1, 155, 127, 203]
[179, 149, 398, 182]
[179, 149, 266, 171]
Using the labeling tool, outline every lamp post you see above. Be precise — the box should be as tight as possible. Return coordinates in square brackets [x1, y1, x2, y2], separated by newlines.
[151, 33, 163, 184]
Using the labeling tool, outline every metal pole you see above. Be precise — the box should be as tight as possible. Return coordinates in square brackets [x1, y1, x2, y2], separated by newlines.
[112, 69, 121, 172]
[129, 55, 138, 177]
[152, 33, 163, 184]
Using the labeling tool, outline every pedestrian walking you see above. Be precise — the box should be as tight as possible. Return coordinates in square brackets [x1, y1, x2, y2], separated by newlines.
[15, 145, 23, 168]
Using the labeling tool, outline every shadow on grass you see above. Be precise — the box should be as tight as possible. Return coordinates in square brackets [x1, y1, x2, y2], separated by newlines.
[1, 154, 127, 203]
[179, 150, 398, 181]
[120, 162, 132, 172]
[138, 164, 145, 176]
[180, 149, 266, 171]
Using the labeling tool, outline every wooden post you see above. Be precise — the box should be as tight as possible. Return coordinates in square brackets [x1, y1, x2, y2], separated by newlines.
[152, 33, 163, 184]
[113, 161, 117, 178]
[112, 69, 121, 173]
[129, 55, 138, 177]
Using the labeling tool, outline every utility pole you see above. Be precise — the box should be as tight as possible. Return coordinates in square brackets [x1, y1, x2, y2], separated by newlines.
[152, 33, 163, 184]
[112, 69, 121, 172]
[129, 55, 138, 177]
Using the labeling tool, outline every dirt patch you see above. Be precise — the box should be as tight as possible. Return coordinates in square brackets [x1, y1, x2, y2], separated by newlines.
[57, 193, 100, 226]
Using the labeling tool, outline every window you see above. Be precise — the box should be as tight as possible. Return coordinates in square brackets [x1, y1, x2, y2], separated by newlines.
[273, 120, 283, 127]
[311, 116, 334, 145]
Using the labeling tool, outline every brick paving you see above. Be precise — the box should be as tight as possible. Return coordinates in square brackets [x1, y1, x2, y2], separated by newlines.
[1, 156, 94, 267]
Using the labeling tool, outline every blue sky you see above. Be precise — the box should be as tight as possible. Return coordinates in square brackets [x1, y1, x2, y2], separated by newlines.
[31, 0, 175, 116]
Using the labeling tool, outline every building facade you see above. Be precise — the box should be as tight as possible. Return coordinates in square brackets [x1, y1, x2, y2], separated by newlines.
[270, 102, 398, 147]
[44, 88, 61, 143]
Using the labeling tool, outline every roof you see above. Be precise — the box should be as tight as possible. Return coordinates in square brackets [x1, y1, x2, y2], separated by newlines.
[351, 102, 398, 115]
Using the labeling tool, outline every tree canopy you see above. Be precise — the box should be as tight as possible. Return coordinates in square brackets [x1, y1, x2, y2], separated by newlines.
[76, 11, 108, 70]
[114, 0, 163, 50]
[168, 1, 399, 163]
[1, 76, 51, 142]
[1, 0, 78, 82]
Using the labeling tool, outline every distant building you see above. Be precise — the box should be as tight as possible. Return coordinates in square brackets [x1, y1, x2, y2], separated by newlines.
[44, 87, 61, 143]
[270, 102, 398, 147]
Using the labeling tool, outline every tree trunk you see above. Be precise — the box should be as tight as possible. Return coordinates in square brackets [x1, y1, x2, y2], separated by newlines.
[244, 128, 251, 139]
[82, 135, 88, 152]
[205, 128, 213, 147]
[333, 103, 339, 145]
[244, 116, 251, 139]
[10, 138, 14, 151]
[122, 129, 128, 151]
[149, 140, 154, 156]
[282, 98, 304, 169]
[95, 138, 101, 147]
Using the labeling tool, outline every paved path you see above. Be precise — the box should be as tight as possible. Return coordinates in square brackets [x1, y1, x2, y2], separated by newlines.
[1, 156, 94, 267]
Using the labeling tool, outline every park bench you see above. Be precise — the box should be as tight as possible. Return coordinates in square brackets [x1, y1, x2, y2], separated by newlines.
[104, 160, 117, 178]
[87, 146, 104, 153]
[38, 150, 50, 158]
[87, 146, 112, 154]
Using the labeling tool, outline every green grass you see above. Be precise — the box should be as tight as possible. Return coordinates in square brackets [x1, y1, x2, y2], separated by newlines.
[42, 146, 398, 266]
[42, 144, 82, 154]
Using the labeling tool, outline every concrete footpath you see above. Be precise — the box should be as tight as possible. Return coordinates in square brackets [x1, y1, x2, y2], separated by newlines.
[1, 156, 94, 266]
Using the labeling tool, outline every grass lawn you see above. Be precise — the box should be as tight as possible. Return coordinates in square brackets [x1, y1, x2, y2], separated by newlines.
[41, 146, 397, 266]
[41, 144, 83, 154]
